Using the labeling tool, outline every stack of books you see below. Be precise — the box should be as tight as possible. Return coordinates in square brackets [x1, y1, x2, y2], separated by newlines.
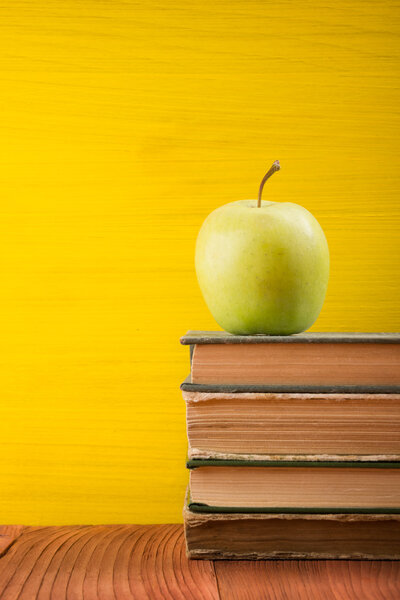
[180, 330, 400, 559]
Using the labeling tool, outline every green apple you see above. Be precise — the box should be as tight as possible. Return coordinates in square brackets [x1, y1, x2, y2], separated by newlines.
[195, 161, 329, 335]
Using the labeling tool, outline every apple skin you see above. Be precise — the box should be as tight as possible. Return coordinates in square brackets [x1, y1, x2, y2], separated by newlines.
[195, 199, 329, 335]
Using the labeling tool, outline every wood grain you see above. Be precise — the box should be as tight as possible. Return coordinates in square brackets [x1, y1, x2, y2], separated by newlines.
[1, 525, 399, 600]
[0, 1, 399, 524]
[215, 560, 400, 600]
[0, 527, 25, 555]
[0, 525, 219, 600]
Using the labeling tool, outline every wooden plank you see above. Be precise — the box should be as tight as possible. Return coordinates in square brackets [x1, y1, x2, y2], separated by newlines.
[0, 525, 220, 600]
[1, 524, 400, 599]
[215, 560, 400, 600]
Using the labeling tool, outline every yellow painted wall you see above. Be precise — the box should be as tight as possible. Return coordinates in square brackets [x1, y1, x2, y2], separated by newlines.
[0, 1, 399, 524]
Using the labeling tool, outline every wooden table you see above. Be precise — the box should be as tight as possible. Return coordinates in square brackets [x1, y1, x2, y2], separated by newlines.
[0, 525, 399, 599]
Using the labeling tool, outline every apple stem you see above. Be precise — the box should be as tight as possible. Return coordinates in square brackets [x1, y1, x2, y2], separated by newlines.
[257, 160, 280, 207]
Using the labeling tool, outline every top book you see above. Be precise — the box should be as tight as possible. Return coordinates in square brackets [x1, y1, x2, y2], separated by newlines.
[181, 331, 400, 390]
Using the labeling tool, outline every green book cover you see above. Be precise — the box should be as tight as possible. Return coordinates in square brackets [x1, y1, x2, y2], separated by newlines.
[181, 330, 400, 345]
[187, 458, 400, 469]
[180, 374, 400, 394]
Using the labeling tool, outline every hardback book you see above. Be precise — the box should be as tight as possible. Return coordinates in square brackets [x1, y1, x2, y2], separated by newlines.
[184, 390, 400, 461]
[180, 331, 400, 391]
[187, 459, 400, 512]
[184, 501, 400, 560]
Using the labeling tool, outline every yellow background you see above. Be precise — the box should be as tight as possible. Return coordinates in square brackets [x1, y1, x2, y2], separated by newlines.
[0, 1, 399, 524]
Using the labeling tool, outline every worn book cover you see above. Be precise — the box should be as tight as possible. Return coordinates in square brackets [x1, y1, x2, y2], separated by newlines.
[184, 499, 400, 560]
[184, 389, 400, 460]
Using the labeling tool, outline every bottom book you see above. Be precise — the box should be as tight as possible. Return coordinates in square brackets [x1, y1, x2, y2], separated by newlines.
[184, 504, 400, 560]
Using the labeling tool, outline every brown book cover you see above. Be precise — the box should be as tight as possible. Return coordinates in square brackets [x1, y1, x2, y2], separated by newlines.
[181, 331, 400, 390]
